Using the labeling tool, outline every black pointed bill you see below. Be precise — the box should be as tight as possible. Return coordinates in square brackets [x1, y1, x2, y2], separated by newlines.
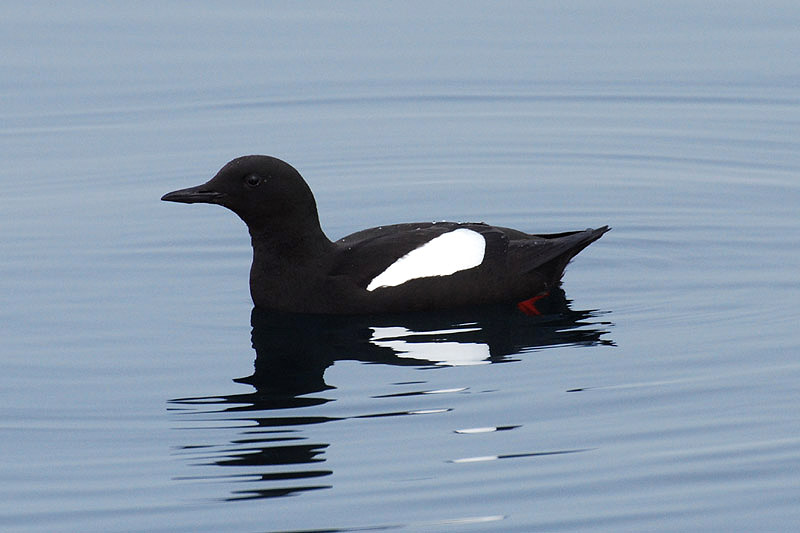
[161, 184, 225, 204]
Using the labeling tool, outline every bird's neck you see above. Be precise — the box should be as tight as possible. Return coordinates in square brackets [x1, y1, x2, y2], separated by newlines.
[249, 220, 334, 270]
[248, 223, 335, 311]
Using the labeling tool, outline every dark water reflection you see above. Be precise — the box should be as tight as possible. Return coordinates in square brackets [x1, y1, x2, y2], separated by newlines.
[169, 290, 611, 501]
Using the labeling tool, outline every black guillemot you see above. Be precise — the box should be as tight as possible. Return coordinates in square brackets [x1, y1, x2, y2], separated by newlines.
[162, 155, 609, 314]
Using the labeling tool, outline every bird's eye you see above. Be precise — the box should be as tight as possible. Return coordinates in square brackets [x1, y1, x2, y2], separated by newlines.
[244, 174, 261, 188]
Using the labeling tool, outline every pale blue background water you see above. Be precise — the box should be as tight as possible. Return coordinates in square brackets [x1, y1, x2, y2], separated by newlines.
[3, 2, 800, 532]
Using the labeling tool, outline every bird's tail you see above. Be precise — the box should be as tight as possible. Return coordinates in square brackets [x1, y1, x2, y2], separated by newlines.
[535, 225, 610, 283]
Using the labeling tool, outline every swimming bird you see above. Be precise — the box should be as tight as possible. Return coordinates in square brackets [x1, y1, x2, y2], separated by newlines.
[162, 156, 608, 314]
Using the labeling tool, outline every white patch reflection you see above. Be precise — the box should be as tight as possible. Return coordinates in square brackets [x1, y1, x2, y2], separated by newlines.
[370, 326, 491, 366]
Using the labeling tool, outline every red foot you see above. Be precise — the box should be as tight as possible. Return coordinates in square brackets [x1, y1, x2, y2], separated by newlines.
[517, 292, 550, 316]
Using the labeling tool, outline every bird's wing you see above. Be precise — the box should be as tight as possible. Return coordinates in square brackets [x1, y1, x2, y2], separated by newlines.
[331, 222, 509, 289]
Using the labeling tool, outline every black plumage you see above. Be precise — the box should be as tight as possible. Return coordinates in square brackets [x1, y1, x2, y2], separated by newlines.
[162, 155, 608, 314]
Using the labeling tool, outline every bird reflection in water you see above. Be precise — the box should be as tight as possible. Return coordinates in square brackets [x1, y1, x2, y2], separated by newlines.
[169, 288, 612, 501]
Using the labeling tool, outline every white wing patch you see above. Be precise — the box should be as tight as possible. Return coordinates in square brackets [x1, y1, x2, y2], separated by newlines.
[366, 228, 486, 291]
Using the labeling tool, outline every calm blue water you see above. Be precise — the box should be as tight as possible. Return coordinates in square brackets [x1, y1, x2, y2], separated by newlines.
[3, 2, 800, 531]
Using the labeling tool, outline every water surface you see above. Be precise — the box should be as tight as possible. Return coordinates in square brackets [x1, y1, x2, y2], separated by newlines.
[2, 2, 800, 532]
